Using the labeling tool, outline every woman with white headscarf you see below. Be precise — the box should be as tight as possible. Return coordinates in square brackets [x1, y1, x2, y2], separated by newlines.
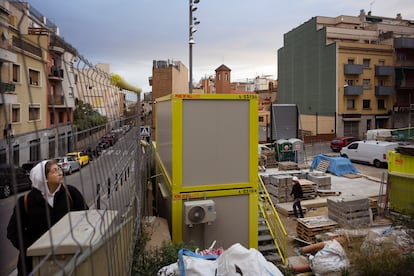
[7, 159, 88, 276]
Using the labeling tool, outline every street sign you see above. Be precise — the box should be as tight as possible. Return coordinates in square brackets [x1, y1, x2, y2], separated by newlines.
[140, 126, 150, 137]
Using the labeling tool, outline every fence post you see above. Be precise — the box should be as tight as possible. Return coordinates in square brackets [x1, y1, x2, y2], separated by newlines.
[96, 183, 101, 209]
[107, 177, 111, 197]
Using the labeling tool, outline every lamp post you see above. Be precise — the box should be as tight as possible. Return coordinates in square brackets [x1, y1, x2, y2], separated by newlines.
[189, 0, 200, 94]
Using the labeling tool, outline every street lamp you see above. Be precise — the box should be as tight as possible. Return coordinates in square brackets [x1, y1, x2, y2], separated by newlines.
[189, 0, 200, 94]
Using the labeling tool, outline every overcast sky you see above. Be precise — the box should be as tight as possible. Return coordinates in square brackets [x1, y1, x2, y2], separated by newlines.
[26, 0, 414, 93]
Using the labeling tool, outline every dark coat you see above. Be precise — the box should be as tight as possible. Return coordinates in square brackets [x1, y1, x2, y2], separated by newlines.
[290, 182, 303, 200]
[7, 185, 88, 276]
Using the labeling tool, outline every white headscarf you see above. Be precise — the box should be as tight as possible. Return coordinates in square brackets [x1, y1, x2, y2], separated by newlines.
[30, 160, 48, 193]
[29, 160, 62, 206]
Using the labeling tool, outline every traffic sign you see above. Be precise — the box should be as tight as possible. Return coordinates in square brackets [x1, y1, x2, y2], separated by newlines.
[140, 126, 150, 137]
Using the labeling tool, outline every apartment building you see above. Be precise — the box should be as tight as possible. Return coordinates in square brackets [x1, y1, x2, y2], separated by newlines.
[0, 1, 123, 165]
[278, 10, 414, 139]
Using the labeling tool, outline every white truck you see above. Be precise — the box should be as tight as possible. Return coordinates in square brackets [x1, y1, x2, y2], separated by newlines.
[340, 140, 399, 168]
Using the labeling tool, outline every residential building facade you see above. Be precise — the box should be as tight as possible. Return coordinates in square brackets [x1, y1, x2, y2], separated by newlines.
[0, 1, 124, 165]
[278, 10, 414, 139]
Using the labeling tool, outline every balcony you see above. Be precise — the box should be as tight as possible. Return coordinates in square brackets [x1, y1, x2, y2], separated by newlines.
[394, 37, 414, 49]
[344, 85, 363, 95]
[375, 86, 393, 96]
[344, 64, 363, 75]
[1, 82, 16, 92]
[48, 94, 65, 106]
[375, 66, 393, 76]
[48, 66, 64, 81]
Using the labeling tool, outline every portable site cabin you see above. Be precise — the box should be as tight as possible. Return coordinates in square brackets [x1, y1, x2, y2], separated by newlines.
[153, 94, 259, 249]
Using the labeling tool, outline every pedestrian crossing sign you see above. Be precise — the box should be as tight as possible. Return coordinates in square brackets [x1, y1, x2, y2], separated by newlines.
[140, 126, 150, 137]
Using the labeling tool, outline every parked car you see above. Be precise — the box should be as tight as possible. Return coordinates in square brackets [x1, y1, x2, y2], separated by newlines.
[330, 136, 359, 152]
[56, 156, 81, 175]
[66, 151, 89, 167]
[0, 164, 32, 198]
[340, 140, 399, 168]
[100, 133, 118, 147]
[21, 161, 40, 174]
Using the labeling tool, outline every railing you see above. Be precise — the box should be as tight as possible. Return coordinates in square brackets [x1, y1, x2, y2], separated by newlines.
[258, 175, 287, 264]
[48, 94, 65, 105]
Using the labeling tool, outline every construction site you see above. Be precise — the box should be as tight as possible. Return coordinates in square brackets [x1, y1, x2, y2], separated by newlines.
[145, 94, 414, 275]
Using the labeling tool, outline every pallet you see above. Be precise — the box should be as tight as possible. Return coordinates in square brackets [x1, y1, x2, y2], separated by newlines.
[296, 216, 338, 242]
[317, 190, 341, 197]
[316, 160, 330, 172]
[342, 173, 361, 179]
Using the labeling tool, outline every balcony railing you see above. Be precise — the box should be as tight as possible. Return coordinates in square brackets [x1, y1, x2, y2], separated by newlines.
[375, 86, 393, 96]
[48, 94, 65, 105]
[0, 82, 16, 92]
[394, 37, 414, 49]
[344, 85, 363, 95]
[48, 66, 64, 80]
[375, 66, 393, 76]
[344, 64, 363, 75]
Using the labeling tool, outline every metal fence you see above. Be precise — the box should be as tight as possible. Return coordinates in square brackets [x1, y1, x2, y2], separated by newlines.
[1, 2, 145, 275]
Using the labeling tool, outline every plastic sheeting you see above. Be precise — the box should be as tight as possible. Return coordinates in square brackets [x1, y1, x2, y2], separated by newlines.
[311, 154, 359, 176]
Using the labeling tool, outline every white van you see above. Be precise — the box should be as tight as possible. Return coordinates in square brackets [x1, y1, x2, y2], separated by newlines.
[340, 140, 399, 168]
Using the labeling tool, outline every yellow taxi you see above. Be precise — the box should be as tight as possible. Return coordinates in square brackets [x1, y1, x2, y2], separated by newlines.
[66, 151, 89, 167]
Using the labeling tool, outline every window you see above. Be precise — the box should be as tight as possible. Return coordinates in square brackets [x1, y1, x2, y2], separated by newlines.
[13, 144, 19, 166]
[29, 69, 40, 86]
[48, 136, 55, 159]
[378, 99, 386, 110]
[12, 64, 20, 82]
[379, 79, 385, 86]
[348, 143, 359, 150]
[218, 74, 221, 81]
[50, 111, 54, 125]
[225, 73, 228, 81]
[347, 58, 354, 64]
[347, 79, 355, 86]
[378, 60, 385, 66]
[29, 139, 40, 162]
[58, 111, 64, 123]
[29, 104, 40, 121]
[259, 116, 264, 122]
[363, 79, 370, 89]
[363, 99, 371, 109]
[363, 58, 370, 68]
[347, 99, 355, 109]
[11, 104, 20, 123]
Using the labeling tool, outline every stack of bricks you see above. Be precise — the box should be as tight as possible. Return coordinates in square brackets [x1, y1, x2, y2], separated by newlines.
[307, 172, 332, 190]
[298, 179, 317, 200]
[265, 175, 293, 203]
[278, 161, 298, 171]
[327, 196, 371, 228]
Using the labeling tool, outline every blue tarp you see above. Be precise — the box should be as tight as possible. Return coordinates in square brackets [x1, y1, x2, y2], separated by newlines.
[311, 154, 359, 176]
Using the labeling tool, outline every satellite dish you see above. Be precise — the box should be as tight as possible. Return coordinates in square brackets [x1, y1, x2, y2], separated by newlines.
[188, 206, 205, 223]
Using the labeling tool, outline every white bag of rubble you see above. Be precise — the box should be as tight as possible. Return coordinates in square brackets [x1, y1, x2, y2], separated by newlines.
[309, 239, 349, 276]
[216, 243, 283, 276]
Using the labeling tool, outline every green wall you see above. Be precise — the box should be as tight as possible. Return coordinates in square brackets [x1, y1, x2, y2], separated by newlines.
[278, 17, 336, 116]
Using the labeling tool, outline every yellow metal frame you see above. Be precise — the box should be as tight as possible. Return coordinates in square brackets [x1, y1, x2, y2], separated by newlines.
[155, 93, 259, 248]
[258, 175, 287, 264]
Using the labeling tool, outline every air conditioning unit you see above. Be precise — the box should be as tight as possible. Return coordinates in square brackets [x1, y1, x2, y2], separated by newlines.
[184, 200, 216, 226]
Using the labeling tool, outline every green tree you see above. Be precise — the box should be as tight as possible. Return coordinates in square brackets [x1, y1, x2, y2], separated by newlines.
[73, 99, 106, 131]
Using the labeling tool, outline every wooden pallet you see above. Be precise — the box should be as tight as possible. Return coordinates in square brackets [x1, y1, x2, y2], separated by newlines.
[342, 173, 361, 179]
[316, 160, 330, 172]
[296, 216, 338, 242]
[317, 190, 341, 197]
